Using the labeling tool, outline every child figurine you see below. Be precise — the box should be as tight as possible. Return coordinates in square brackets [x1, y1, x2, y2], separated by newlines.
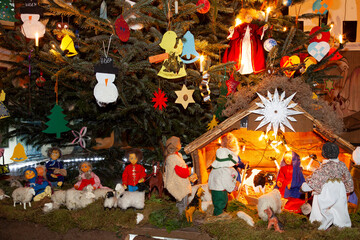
[24, 167, 51, 201]
[122, 148, 146, 192]
[163, 136, 192, 214]
[74, 161, 105, 190]
[208, 147, 238, 216]
[46, 147, 66, 187]
[301, 142, 354, 230]
[222, 8, 268, 75]
[275, 151, 305, 213]
[351, 147, 360, 212]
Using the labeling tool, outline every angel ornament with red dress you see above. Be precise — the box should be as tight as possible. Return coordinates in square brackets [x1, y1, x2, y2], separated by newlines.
[223, 9, 268, 75]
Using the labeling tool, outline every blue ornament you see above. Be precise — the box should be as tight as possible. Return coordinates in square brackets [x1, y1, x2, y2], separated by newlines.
[264, 38, 277, 52]
[180, 31, 200, 64]
[282, 0, 292, 7]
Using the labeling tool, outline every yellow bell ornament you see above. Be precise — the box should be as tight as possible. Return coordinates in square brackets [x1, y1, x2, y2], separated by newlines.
[10, 143, 28, 162]
[60, 34, 78, 57]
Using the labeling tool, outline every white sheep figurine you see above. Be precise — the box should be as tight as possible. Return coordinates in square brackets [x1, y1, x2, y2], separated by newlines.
[116, 183, 145, 210]
[0, 188, 10, 200]
[65, 185, 96, 210]
[94, 188, 112, 200]
[43, 190, 66, 213]
[12, 187, 35, 210]
[103, 190, 118, 210]
[257, 189, 282, 221]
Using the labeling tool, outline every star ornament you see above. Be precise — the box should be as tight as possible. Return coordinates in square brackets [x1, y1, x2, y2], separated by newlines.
[250, 89, 303, 136]
[175, 85, 195, 109]
[152, 88, 168, 110]
[207, 115, 219, 130]
[324, 79, 334, 93]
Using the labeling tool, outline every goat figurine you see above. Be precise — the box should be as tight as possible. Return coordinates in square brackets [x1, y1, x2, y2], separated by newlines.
[264, 207, 284, 233]
[185, 186, 205, 222]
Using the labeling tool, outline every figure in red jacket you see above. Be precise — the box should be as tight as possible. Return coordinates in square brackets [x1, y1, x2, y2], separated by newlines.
[223, 8, 268, 75]
[122, 148, 147, 192]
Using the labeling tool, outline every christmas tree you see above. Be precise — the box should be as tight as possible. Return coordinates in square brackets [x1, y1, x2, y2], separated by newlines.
[0, 0, 342, 171]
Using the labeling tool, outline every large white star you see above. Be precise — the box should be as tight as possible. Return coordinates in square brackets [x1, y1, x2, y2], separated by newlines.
[250, 89, 303, 136]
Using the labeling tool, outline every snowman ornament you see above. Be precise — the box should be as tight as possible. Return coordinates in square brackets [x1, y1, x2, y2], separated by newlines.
[20, 0, 45, 39]
[94, 57, 119, 107]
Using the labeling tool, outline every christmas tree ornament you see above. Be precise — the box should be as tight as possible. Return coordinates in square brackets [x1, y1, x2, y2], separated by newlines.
[71, 127, 90, 148]
[207, 115, 218, 130]
[94, 57, 119, 107]
[0, 90, 10, 119]
[175, 85, 195, 109]
[43, 104, 71, 139]
[313, 0, 333, 15]
[55, 21, 69, 41]
[115, 15, 130, 42]
[60, 34, 78, 57]
[263, 38, 277, 52]
[100, 0, 107, 20]
[196, 0, 210, 14]
[35, 72, 46, 87]
[152, 88, 167, 111]
[0, 0, 17, 24]
[19, 0, 45, 39]
[301, 56, 317, 74]
[180, 31, 200, 64]
[327, 47, 343, 61]
[125, 0, 144, 30]
[308, 41, 330, 62]
[199, 72, 211, 102]
[282, 0, 292, 7]
[280, 55, 300, 77]
[309, 26, 330, 43]
[324, 79, 334, 93]
[157, 31, 186, 79]
[226, 74, 239, 95]
[10, 143, 28, 162]
[250, 89, 303, 136]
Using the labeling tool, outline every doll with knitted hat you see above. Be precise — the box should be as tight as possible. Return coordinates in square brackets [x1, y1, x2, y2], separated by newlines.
[74, 161, 105, 190]
[301, 142, 354, 230]
[208, 147, 238, 216]
[163, 136, 192, 214]
[351, 147, 360, 212]
[24, 167, 51, 201]
[122, 148, 146, 192]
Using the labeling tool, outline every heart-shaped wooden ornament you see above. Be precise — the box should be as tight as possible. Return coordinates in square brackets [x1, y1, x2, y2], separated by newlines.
[280, 55, 300, 77]
[308, 41, 330, 61]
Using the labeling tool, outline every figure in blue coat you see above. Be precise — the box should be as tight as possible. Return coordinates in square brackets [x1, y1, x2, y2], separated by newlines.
[24, 167, 51, 201]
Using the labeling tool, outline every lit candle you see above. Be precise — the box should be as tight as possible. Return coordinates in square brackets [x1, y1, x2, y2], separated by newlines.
[274, 159, 280, 170]
[265, 7, 271, 22]
[200, 55, 204, 72]
[306, 158, 313, 170]
[175, 0, 178, 14]
[283, 27, 287, 32]
[35, 32, 39, 47]
[339, 34, 343, 44]
[235, 18, 242, 27]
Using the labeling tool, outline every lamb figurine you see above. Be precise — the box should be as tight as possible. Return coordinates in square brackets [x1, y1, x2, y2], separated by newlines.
[12, 187, 35, 210]
[103, 191, 118, 210]
[65, 185, 96, 210]
[116, 183, 145, 210]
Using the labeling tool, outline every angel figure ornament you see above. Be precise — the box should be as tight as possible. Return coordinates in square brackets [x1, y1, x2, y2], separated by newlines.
[20, 0, 45, 39]
[94, 57, 119, 107]
[223, 8, 267, 75]
[158, 31, 187, 79]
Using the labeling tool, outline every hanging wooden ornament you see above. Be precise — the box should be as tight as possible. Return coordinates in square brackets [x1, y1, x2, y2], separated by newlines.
[60, 34, 78, 57]
[19, 0, 45, 39]
[309, 26, 330, 43]
[54, 21, 70, 41]
[324, 79, 334, 93]
[263, 38, 277, 52]
[280, 55, 300, 77]
[152, 88, 167, 111]
[115, 15, 130, 42]
[42, 104, 71, 139]
[0, 90, 10, 119]
[196, 0, 210, 14]
[100, 0, 108, 20]
[207, 115, 218, 130]
[71, 127, 90, 148]
[125, 0, 144, 30]
[158, 31, 186, 79]
[200, 72, 211, 102]
[175, 85, 195, 109]
[308, 41, 330, 62]
[94, 57, 119, 106]
[36, 72, 46, 87]
[301, 56, 317, 74]
[10, 143, 28, 162]
[327, 47, 343, 61]
[226, 74, 239, 95]
[180, 31, 200, 64]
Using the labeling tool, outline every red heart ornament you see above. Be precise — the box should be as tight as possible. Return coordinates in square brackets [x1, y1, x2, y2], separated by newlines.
[196, 0, 210, 14]
[115, 15, 130, 42]
[309, 26, 330, 43]
[280, 55, 300, 77]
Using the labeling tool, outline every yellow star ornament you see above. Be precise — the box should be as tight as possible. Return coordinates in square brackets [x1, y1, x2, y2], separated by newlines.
[207, 115, 219, 130]
[175, 85, 195, 109]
